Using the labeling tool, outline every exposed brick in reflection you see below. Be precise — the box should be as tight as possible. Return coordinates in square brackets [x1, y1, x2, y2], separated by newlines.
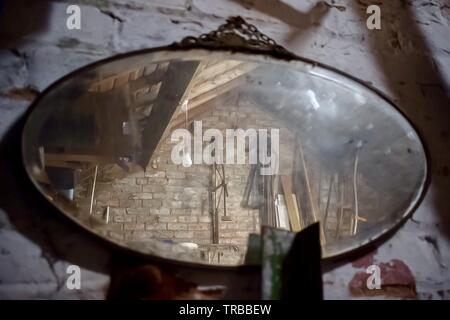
[349, 259, 417, 299]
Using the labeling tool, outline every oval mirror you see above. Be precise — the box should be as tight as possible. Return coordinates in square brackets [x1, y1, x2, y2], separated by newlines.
[22, 39, 427, 267]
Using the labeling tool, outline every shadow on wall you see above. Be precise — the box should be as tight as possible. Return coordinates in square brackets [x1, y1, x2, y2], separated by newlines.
[325, 0, 450, 272]
[0, 111, 261, 299]
[233, 0, 450, 271]
[349, 1, 450, 244]
[230, 0, 331, 44]
[0, 112, 111, 277]
[0, 0, 113, 296]
[0, 0, 52, 50]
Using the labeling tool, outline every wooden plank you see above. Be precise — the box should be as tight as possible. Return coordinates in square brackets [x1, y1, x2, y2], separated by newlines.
[169, 75, 246, 130]
[189, 63, 257, 98]
[191, 60, 243, 85]
[129, 65, 167, 93]
[88, 63, 165, 93]
[44, 160, 85, 169]
[45, 153, 114, 164]
[136, 60, 201, 168]
[280, 175, 302, 232]
[297, 138, 327, 244]
[167, 62, 259, 131]
[274, 194, 290, 230]
[291, 194, 304, 230]
[33, 171, 50, 184]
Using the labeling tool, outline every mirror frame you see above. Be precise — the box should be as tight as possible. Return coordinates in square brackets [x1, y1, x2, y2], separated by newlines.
[21, 43, 430, 269]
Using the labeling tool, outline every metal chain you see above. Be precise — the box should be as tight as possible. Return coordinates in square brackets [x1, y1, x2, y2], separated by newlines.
[180, 16, 294, 58]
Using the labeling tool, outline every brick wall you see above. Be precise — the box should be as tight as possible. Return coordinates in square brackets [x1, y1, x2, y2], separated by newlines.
[75, 92, 295, 265]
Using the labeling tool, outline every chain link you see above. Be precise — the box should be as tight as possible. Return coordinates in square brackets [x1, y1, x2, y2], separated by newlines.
[180, 16, 295, 58]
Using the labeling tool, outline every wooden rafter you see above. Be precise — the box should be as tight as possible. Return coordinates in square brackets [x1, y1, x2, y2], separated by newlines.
[169, 74, 248, 130]
[66, 59, 259, 169]
[136, 60, 202, 168]
[45, 153, 115, 165]
[168, 61, 258, 130]
[189, 62, 257, 98]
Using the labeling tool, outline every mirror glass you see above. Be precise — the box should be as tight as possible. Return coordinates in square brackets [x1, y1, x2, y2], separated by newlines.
[22, 49, 427, 266]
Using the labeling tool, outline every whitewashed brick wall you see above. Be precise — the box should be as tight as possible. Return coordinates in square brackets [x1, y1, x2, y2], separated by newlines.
[1, 0, 450, 299]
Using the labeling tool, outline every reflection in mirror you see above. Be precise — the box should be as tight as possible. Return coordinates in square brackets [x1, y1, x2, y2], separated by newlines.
[23, 50, 427, 266]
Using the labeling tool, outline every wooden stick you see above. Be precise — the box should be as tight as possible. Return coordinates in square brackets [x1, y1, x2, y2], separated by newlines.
[105, 206, 110, 223]
[317, 168, 322, 210]
[352, 148, 360, 235]
[297, 140, 317, 221]
[280, 175, 302, 232]
[335, 174, 344, 239]
[323, 174, 334, 233]
[297, 139, 326, 244]
[292, 194, 304, 230]
[213, 163, 219, 244]
[89, 165, 98, 215]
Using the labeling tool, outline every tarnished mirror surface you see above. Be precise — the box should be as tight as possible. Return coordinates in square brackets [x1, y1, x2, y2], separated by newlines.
[22, 49, 427, 266]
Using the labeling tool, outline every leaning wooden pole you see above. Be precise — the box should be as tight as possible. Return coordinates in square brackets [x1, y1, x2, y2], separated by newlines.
[89, 165, 98, 215]
[297, 138, 326, 244]
[352, 148, 360, 235]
